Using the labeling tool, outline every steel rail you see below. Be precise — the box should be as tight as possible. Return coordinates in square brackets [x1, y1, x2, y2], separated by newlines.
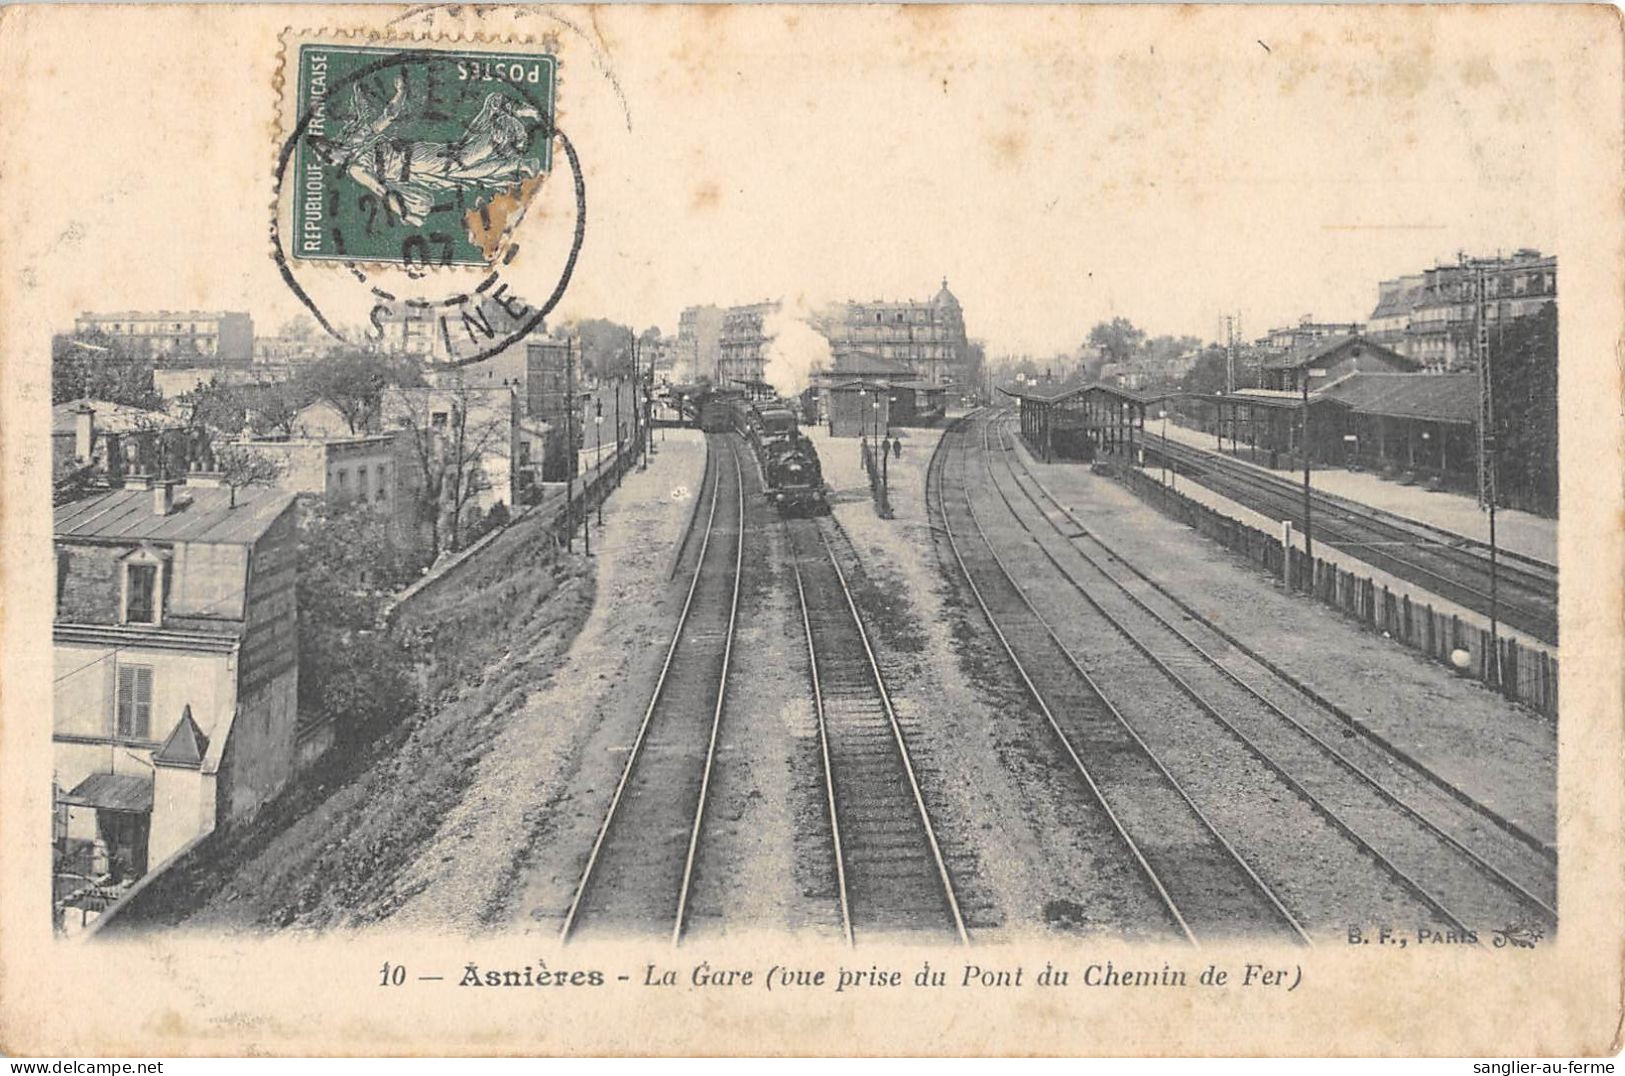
[784, 516, 854, 946]
[1003, 414, 1558, 865]
[990, 415, 1556, 923]
[813, 519, 970, 945]
[977, 416, 1477, 934]
[931, 415, 1307, 946]
[558, 436, 743, 943]
[672, 439, 747, 944]
[1147, 438, 1554, 640]
[1150, 437, 1558, 582]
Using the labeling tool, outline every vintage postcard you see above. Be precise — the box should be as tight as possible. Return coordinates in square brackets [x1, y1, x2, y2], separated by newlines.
[0, 3, 1620, 1058]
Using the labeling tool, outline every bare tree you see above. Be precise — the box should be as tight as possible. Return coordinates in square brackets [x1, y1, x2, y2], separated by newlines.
[212, 444, 285, 506]
[246, 376, 312, 438]
[389, 383, 513, 557]
[303, 351, 390, 434]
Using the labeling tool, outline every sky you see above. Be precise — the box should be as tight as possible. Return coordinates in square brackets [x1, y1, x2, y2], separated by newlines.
[1, 6, 1570, 361]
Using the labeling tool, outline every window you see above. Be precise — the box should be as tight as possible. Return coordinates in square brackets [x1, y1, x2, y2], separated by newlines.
[376, 465, 388, 501]
[116, 665, 154, 739]
[358, 466, 369, 499]
[431, 411, 449, 429]
[336, 468, 348, 493]
[125, 563, 158, 624]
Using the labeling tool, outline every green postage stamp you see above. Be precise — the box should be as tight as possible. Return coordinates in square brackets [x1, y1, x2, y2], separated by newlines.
[285, 38, 557, 267]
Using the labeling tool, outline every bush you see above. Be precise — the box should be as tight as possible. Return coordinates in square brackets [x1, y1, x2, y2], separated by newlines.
[296, 498, 429, 741]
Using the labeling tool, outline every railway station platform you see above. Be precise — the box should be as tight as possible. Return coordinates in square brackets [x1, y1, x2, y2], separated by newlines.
[1155, 421, 1556, 566]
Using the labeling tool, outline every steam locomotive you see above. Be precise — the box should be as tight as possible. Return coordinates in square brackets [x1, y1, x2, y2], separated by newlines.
[699, 391, 827, 513]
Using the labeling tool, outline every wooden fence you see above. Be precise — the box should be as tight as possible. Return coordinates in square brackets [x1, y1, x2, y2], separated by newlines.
[1122, 468, 1557, 717]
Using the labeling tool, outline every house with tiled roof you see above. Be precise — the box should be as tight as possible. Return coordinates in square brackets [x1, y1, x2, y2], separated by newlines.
[52, 477, 299, 932]
[1259, 335, 1419, 394]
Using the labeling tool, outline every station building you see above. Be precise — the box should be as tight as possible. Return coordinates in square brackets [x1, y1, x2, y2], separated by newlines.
[825, 380, 893, 439]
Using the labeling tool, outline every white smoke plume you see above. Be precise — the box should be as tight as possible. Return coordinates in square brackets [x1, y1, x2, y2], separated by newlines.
[761, 296, 833, 399]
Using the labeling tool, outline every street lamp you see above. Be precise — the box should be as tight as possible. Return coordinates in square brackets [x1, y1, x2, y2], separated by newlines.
[858, 387, 870, 462]
[1158, 409, 1169, 489]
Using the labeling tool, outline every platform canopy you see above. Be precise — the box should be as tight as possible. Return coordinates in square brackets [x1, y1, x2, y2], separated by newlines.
[1000, 381, 1157, 462]
[1316, 373, 1479, 426]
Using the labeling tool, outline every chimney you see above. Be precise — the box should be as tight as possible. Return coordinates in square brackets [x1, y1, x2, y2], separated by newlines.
[153, 480, 176, 516]
[74, 404, 95, 463]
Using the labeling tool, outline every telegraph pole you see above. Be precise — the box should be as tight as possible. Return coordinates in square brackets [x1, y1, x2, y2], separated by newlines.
[640, 333, 653, 458]
[1301, 374, 1313, 585]
[564, 336, 576, 553]
[1472, 256, 1502, 686]
[1224, 314, 1237, 395]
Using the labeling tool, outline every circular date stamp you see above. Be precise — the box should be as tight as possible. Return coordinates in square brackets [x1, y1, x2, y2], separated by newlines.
[271, 31, 584, 365]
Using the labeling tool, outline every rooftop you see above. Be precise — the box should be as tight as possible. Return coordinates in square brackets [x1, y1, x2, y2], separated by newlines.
[77, 310, 250, 322]
[55, 483, 295, 544]
[1260, 334, 1417, 371]
[825, 350, 917, 377]
[1317, 372, 1480, 425]
[52, 399, 186, 436]
[1000, 380, 1164, 405]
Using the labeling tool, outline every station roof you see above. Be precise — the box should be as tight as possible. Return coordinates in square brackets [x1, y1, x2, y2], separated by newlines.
[1317, 373, 1479, 425]
[891, 379, 948, 393]
[999, 381, 1163, 406]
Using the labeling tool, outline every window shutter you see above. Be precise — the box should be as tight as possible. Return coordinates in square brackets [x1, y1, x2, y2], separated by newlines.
[116, 665, 154, 739]
[117, 667, 135, 736]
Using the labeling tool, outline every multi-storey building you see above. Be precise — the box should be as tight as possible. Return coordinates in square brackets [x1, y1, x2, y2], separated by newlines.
[821, 280, 968, 387]
[228, 431, 421, 541]
[73, 311, 254, 366]
[1370, 250, 1557, 371]
[53, 479, 299, 930]
[1257, 318, 1365, 355]
[717, 301, 778, 388]
[370, 306, 439, 361]
[253, 335, 337, 367]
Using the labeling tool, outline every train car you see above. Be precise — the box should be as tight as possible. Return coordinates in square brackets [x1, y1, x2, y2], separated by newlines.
[699, 389, 746, 432]
[747, 400, 799, 450]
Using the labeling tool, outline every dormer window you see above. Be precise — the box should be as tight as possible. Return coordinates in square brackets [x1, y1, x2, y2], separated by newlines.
[120, 548, 167, 626]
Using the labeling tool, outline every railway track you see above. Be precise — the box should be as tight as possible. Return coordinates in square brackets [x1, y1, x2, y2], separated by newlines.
[559, 433, 745, 944]
[979, 412, 1556, 933]
[1142, 436, 1557, 645]
[784, 514, 969, 945]
[931, 414, 1312, 945]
